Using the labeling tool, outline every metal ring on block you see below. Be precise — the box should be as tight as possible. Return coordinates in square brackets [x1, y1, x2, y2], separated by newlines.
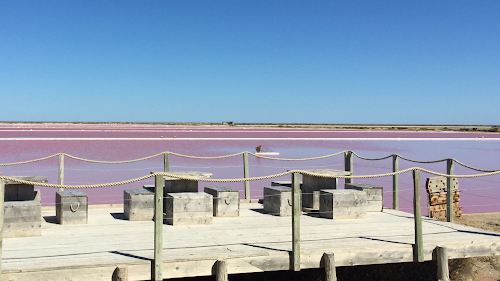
[322, 198, 329, 205]
[70, 202, 80, 212]
[224, 199, 231, 205]
[287, 198, 292, 206]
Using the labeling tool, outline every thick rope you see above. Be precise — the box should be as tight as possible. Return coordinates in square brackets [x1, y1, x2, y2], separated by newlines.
[248, 151, 347, 161]
[0, 153, 60, 166]
[2, 168, 500, 189]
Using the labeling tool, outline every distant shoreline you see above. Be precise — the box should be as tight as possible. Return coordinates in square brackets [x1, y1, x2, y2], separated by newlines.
[1, 121, 499, 134]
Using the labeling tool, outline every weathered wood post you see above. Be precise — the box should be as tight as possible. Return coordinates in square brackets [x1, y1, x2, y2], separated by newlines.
[164, 152, 169, 172]
[215, 259, 228, 281]
[413, 170, 423, 262]
[243, 152, 250, 202]
[322, 252, 337, 281]
[291, 172, 301, 271]
[58, 154, 64, 191]
[112, 265, 128, 281]
[344, 151, 353, 184]
[446, 159, 454, 223]
[153, 174, 163, 281]
[393, 154, 399, 210]
[0, 179, 4, 280]
[436, 246, 450, 281]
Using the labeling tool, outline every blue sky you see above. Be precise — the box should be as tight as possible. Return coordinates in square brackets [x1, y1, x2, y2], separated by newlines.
[1, 1, 499, 124]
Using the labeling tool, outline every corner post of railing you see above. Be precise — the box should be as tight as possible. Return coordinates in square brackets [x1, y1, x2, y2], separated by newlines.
[291, 172, 301, 271]
[0, 178, 4, 280]
[446, 159, 454, 223]
[392, 154, 399, 210]
[344, 151, 353, 184]
[58, 154, 64, 192]
[413, 169, 423, 262]
[164, 152, 170, 172]
[153, 174, 163, 281]
[243, 152, 250, 202]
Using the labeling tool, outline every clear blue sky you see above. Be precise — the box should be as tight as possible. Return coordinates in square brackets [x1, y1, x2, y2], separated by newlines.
[1, 1, 499, 125]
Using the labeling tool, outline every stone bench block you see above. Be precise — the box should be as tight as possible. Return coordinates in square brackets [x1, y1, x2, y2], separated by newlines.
[165, 192, 213, 226]
[345, 183, 383, 212]
[4, 176, 48, 201]
[320, 189, 367, 220]
[124, 189, 154, 221]
[3, 190, 42, 238]
[162, 171, 213, 193]
[301, 169, 352, 210]
[56, 191, 88, 225]
[204, 187, 240, 217]
[263, 186, 293, 217]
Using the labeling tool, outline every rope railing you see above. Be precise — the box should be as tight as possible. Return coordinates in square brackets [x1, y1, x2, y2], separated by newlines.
[0, 150, 497, 173]
[1, 167, 500, 189]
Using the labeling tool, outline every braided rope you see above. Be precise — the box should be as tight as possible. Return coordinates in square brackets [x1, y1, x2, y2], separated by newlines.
[452, 159, 498, 173]
[0, 153, 60, 166]
[351, 151, 393, 161]
[64, 152, 164, 164]
[0, 175, 154, 189]
[397, 155, 448, 164]
[248, 151, 347, 161]
[168, 151, 244, 159]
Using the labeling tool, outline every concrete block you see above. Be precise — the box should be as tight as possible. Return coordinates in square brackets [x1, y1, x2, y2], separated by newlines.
[320, 189, 367, 220]
[204, 187, 240, 217]
[56, 191, 88, 225]
[263, 186, 293, 216]
[165, 192, 213, 225]
[3, 190, 42, 238]
[4, 176, 47, 202]
[124, 189, 154, 221]
[345, 183, 383, 212]
[301, 169, 352, 209]
[162, 171, 213, 193]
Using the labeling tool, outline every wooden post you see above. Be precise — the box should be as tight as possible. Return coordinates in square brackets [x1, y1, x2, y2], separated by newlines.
[344, 151, 353, 184]
[291, 172, 301, 271]
[413, 170, 423, 263]
[112, 265, 128, 281]
[58, 154, 64, 191]
[153, 175, 163, 281]
[0, 179, 4, 280]
[215, 259, 228, 281]
[393, 154, 399, 210]
[164, 152, 169, 172]
[243, 152, 250, 203]
[436, 246, 450, 281]
[446, 159, 454, 223]
[322, 252, 337, 281]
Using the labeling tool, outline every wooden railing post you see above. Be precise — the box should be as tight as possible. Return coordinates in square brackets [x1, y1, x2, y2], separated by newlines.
[215, 259, 228, 281]
[291, 172, 301, 271]
[446, 159, 454, 223]
[0, 179, 4, 280]
[243, 152, 250, 202]
[322, 252, 337, 281]
[153, 174, 163, 281]
[164, 152, 169, 172]
[436, 246, 450, 281]
[344, 151, 353, 184]
[112, 265, 128, 281]
[58, 154, 64, 191]
[413, 170, 423, 262]
[393, 154, 399, 210]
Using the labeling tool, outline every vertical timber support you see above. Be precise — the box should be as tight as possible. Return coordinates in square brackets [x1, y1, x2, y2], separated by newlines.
[413, 170, 423, 262]
[164, 152, 169, 172]
[153, 175, 163, 281]
[446, 159, 454, 223]
[322, 252, 337, 281]
[291, 172, 301, 271]
[58, 154, 64, 191]
[344, 151, 353, 184]
[436, 246, 450, 281]
[393, 154, 399, 210]
[215, 259, 228, 281]
[0, 179, 4, 280]
[112, 265, 129, 281]
[243, 152, 250, 202]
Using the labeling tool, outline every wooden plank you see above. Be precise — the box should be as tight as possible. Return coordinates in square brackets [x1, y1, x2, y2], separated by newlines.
[154, 175, 163, 281]
[446, 159, 454, 223]
[292, 172, 301, 271]
[393, 155, 399, 210]
[428, 191, 460, 206]
[413, 170, 423, 262]
[243, 152, 250, 202]
[59, 154, 64, 191]
[344, 151, 353, 184]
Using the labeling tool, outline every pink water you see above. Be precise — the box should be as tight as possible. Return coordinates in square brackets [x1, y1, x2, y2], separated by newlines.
[1, 123, 499, 214]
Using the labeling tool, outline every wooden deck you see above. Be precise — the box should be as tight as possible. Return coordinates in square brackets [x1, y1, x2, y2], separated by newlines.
[2, 203, 500, 280]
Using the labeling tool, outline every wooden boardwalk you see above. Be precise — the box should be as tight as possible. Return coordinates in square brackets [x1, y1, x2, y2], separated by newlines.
[2, 203, 500, 281]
